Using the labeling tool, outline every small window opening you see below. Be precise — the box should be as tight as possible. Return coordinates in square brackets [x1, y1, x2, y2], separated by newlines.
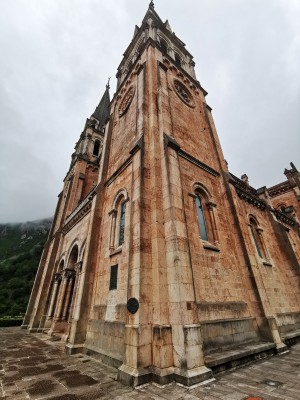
[93, 140, 100, 156]
[109, 264, 118, 290]
[160, 39, 168, 54]
[175, 53, 182, 67]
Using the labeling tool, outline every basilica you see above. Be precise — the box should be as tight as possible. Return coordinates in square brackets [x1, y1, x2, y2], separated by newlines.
[23, 2, 300, 387]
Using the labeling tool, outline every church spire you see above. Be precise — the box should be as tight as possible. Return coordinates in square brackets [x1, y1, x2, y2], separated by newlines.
[91, 83, 110, 129]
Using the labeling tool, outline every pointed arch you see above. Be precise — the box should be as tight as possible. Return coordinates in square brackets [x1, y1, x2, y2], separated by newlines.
[67, 245, 79, 269]
[56, 256, 65, 273]
[79, 240, 87, 262]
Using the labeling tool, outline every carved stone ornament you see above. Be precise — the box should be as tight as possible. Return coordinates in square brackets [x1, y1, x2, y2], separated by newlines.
[63, 269, 75, 279]
[119, 86, 135, 117]
[54, 273, 62, 282]
[173, 79, 195, 107]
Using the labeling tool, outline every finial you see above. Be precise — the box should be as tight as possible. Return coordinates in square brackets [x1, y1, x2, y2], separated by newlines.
[149, 0, 154, 9]
[106, 77, 111, 89]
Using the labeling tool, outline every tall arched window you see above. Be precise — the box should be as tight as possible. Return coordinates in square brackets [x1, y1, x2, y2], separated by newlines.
[192, 184, 219, 249]
[249, 217, 266, 259]
[109, 189, 129, 252]
[195, 194, 208, 241]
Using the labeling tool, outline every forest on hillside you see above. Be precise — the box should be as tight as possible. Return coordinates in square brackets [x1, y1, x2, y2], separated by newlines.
[0, 219, 52, 318]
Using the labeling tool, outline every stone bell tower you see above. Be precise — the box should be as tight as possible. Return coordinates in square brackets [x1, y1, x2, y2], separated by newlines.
[22, 84, 110, 335]
[24, 1, 300, 389]
[82, 1, 228, 386]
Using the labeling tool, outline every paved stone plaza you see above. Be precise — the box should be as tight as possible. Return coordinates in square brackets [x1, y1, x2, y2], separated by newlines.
[0, 328, 299, 399]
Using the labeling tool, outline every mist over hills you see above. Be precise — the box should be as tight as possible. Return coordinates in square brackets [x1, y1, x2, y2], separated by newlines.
[0, 217, 52, 317]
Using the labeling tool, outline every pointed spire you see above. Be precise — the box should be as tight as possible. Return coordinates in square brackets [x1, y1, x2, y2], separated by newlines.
[91, 82, 110, 128]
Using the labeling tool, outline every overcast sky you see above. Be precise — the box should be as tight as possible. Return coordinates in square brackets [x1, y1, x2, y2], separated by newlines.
[0, 0, 299, 223]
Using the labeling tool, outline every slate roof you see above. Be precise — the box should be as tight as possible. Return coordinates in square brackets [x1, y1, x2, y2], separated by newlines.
[92, 84, 110, 127]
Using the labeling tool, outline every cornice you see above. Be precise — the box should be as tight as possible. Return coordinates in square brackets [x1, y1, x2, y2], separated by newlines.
[62, 188, 97, 234]
[164, 133, 219, 177]
[229, 173, 267, 211]
[267, 180, 293, 198]
[271, 208, 299, 228]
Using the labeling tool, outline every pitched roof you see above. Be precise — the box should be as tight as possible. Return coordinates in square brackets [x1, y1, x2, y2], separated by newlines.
[91, 84, 110, 127]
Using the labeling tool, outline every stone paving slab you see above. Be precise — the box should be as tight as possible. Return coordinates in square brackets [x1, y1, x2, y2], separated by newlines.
[0, 327, 300, 399]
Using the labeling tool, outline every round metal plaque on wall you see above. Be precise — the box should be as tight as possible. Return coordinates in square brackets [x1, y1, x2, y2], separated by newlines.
[127, 297, 139, 314]
[119, 86, 135, 117]
[173, 79, 195, 107]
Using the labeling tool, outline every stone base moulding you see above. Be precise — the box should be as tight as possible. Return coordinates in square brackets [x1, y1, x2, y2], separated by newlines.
[65, 343, 84, 355]
[117, 364, 213, 388]
[117, 364, 153, 387]
[173, 365, 213, 387]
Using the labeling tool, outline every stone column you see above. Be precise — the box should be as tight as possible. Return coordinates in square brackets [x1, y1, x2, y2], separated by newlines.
[55, 270, 71, 320]
[207, 202, 219, 245]
[257, 228, 270, 261]
[109, 209, 117, 250]
[62, 270, 75, 320]
[47, 273, 61, 317]
[68, 262, 82, 321]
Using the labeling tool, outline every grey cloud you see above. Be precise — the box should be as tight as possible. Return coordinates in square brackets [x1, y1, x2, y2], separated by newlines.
[0, 0, 299, 222]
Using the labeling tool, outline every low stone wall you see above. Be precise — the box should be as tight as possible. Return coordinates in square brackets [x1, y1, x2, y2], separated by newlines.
[200, 317, 261, 354]
[277, 312, 300, 335]
[85, 319, 125, 366]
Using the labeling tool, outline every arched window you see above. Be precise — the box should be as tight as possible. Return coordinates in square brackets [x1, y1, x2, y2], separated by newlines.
[160, 38, 168, 54]
[192, 184, 219, 249]
[249, 217, 266, 259]
[277, 203, 287, 213]
[195, 194, 208, 241]
[93, 140, 101, 156]
[109, 189, 129, 251]
[68, 245, 79, 268]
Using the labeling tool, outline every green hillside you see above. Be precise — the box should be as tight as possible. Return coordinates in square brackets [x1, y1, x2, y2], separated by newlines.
[0, 218, 52, 317]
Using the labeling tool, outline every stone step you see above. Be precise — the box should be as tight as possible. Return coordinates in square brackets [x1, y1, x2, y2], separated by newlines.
[205, 341, 276, 371]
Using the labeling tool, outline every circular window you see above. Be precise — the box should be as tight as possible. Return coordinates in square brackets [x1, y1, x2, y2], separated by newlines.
[173, 79, 195, 107]
[119, 86, 135, 117]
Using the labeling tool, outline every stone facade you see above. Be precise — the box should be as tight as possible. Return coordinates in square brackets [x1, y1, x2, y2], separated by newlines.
[23, 3, 300, 387]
